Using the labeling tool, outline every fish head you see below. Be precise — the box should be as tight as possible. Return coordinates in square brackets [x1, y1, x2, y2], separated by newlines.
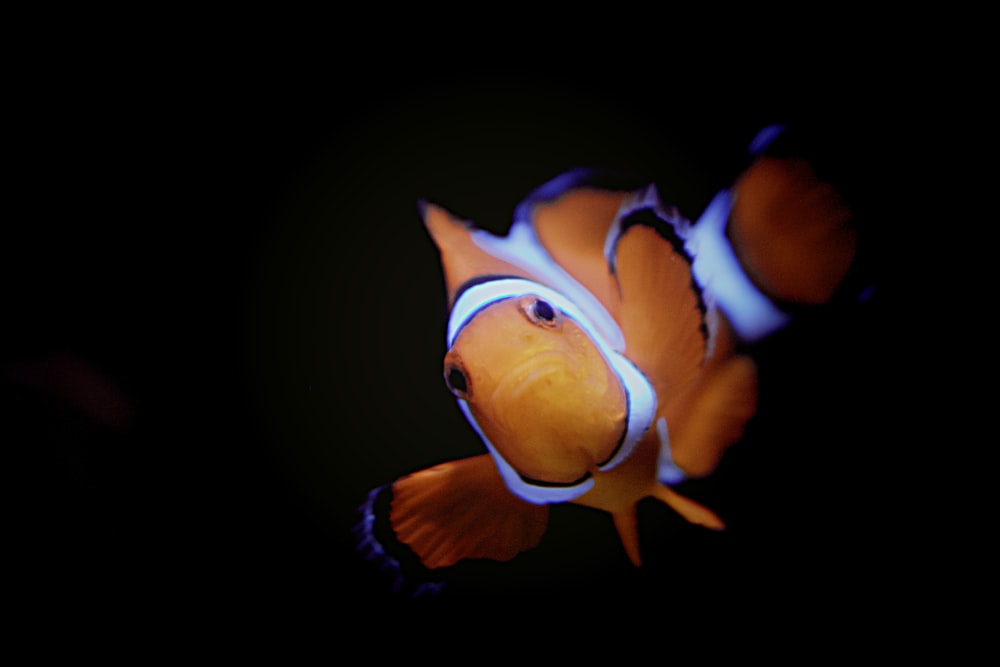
[443, 292, 628, 491]
[422, 197, 657, 504]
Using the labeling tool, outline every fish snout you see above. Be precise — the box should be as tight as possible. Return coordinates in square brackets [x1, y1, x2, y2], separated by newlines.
[483, 353, 627, 483]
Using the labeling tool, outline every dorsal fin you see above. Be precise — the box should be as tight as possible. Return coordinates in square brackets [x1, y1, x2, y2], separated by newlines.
[527, 186, 629, 323]
[614, 221, 708, 407]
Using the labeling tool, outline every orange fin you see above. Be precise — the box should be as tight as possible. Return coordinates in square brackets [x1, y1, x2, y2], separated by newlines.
[729, 156, 856, 305]
[390, 454, 549, 569]
[421, 202, 536, 308]
[666, 354, 758, 479]
[650, 484, 726, 530]
[615, 224, 708, 403]
[611, 505, 643, 567]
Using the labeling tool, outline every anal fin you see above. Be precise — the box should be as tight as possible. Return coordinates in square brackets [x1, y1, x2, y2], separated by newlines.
[390, 454, 549, 569]
[650, 484, 726, 531]
[612, 506, 643, 567]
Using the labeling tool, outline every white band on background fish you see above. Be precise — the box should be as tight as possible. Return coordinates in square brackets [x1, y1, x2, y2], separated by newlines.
[687, 190, 791, 342]
[448, 277, 657, 504]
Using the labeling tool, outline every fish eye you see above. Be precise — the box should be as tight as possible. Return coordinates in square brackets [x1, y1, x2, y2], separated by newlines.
[533, 299, 555, 322]
[444, 365, 469, 397]
[521, 296, 561, 329]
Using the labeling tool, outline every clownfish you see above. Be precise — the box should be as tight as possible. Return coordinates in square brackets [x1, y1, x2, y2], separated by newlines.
[357, 126, 859, 575]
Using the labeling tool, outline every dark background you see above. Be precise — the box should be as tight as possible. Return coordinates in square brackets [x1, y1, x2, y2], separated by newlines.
[4, 28, 926, 640]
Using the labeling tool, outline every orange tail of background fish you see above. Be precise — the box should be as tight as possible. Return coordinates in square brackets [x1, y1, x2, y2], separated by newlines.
[728, 135, 858, 306]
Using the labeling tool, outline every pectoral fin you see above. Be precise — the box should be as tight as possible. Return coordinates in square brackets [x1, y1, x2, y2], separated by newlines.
[390, 454, 549, 569]
[666, 353, 758, 479]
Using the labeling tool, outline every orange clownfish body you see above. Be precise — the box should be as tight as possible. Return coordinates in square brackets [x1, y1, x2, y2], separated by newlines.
[360, 126, 858, 573]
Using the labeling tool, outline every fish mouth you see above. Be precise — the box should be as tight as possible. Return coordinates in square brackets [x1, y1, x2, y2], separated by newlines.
[481, 349, 630, 487]
[488, 350, 627, 443]
[492, 351, 582, 405]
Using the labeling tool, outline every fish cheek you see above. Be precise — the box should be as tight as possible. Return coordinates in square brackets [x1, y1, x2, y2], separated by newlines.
[445, 335, 522, 446]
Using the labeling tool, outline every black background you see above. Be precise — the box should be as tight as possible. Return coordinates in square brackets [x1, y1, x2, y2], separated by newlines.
[4, 24, 928, 643]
